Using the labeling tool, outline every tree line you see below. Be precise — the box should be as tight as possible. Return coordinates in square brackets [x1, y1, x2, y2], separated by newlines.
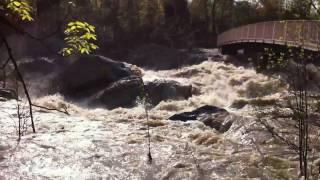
[4, 0, 318, 50]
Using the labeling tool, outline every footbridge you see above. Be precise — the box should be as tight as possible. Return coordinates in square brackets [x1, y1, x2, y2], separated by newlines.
[217, 20, 320, 54]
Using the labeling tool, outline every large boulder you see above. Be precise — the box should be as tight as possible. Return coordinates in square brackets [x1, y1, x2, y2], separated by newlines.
[18, 57, 56, 76]
[145, 79, 192, 106]
[55, 55, 133, 98]
[91, 78, 193, 109]
[90, 76, 143, 109]
[169, 105, 234, 133]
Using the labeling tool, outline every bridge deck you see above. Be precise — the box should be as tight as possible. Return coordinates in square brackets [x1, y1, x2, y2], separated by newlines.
[217, 20, 320, 52]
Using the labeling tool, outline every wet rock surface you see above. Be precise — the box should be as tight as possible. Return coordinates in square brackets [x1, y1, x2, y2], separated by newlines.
[145, 79, 192, 106]
[90, 77, 193, 109]
[55, 55, 133, 98]
[34, 54, 196, 109]
[169, 105, 233, 132]
[0, 89, 17, 100]
[169, 105, 227, 121]
[91, 76, 143, 109]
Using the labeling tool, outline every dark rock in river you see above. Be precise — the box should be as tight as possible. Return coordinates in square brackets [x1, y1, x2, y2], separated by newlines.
[51, 54, 194, 109]
[169, 105, 227, 120]
[91, 78, 193, 109]
[91, 76, 143, 109]
[56, 55, 133, 98]
[19, 57, 56, 76]
[145, 79, 192, 106]
[0, 89, 17, 100]
[169, 105, 234, 133]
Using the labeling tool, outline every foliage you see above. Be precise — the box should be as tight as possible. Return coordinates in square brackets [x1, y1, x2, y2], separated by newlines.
[138, 0, 164, 28]
[3, 0, 320, 49]
[61, 21, 99, 56]
[258, 48, 288, 71]
[4, 0, 33, 21]
[0, 1, 99, 56]
[254, 42, 316, 179]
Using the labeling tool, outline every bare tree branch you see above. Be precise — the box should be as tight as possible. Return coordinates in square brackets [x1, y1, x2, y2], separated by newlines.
[1, 35, 35, 133]
[32, 103, 70, 115]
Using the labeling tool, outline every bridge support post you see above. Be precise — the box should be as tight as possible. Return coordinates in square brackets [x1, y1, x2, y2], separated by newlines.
[220, 45, 238, 55]
[242, 43, 265, 55]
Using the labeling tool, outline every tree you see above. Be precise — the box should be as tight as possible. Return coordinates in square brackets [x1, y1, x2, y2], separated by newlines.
[189, 0, 234, 46]
[0, 0, 98, 135]
[289, 0, 313, 18]
[258, 0, 284, 20]
[232, 1, 259, 27]
[138, 0, 164, 38]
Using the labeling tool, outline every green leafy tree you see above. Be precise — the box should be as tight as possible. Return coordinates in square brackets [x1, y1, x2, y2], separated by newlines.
[1, 0, 99, 56]
[6, 0, 34, 21]
[0, 0, 99, 134]
[61, 21, 99, 56]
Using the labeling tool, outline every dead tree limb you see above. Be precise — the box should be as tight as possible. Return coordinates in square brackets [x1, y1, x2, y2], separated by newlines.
[256, 117, 299, 153]
[1, 36, 35, 133]
[32, 103, 69, 115]
[0, 57, 10, 88]
[0, 57, 10, 69]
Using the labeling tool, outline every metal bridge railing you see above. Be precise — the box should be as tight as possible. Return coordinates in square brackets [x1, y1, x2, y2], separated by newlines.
[217, 20, 320, 52]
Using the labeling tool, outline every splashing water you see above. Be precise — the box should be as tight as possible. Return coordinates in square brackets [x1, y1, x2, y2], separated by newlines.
[0, 56, 295, 179]
[144, 59, 287, 112]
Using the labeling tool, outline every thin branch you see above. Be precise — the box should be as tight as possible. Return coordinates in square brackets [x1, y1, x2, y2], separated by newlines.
[1, 35, 35, 133]
[256, 117, 299, 152]
[0, 57, 10, 69]
[139, 77, 152, 164]
[32, 103, 69, 115]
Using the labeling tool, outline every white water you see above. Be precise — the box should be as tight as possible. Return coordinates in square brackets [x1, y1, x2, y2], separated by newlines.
[0, 56, 298, 179]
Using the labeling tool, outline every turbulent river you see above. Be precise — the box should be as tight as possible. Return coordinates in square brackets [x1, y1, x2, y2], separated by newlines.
[0, 51, 298, 179]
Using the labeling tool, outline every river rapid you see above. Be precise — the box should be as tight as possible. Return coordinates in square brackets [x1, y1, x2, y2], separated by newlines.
[0, 51, 301, 179]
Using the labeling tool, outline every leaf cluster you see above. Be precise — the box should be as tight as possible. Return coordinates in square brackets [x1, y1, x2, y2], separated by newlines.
[261, 47, 289, 71]
[5, 0, 33, 21]
[61, 21, 99, 56]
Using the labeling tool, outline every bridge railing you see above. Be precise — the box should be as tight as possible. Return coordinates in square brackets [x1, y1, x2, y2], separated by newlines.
[217, 20, 320, 52]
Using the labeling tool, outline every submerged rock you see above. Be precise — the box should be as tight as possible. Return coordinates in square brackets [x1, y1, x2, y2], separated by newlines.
[169, 105, 234, 133]
[0, 143, 10, 151]
[169, 105, 226, 121]
[91, 78, 193, 109]
[0, 89, 17, 100]
[145, 79, 192, 106]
